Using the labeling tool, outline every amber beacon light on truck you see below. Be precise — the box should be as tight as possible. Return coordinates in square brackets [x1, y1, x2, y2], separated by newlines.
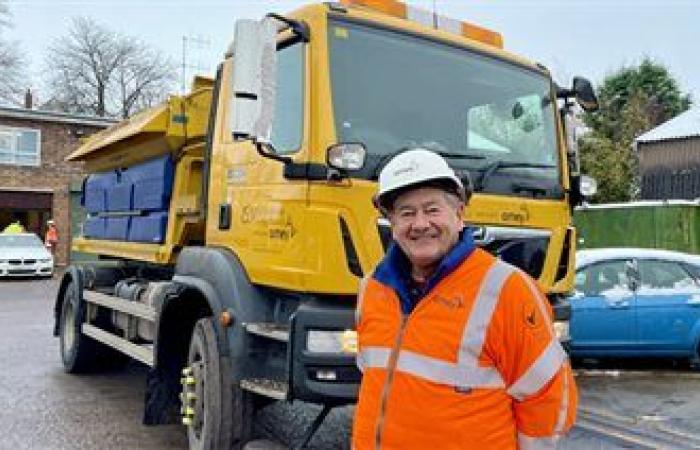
[338, 0, 503, 47]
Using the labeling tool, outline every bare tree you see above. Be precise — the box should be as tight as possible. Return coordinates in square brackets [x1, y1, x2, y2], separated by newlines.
[0, 0, 25, 105]
[44, 17, 175, 118]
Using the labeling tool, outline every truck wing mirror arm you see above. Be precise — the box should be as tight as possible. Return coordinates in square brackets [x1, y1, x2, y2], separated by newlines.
[266, 13, 310, 43]
[256, 141, 293, 165]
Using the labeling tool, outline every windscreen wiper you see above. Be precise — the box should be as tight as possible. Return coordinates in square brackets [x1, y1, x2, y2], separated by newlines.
[475, 160, 556, 191]
[371, 149, 485, 179]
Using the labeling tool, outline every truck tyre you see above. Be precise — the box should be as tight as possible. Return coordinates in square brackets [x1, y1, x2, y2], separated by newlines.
[184, 318, 253, 450]
[59, 278, 98, 373]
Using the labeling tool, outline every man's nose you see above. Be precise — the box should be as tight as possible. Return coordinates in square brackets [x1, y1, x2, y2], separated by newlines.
[411, 211, 431, 229]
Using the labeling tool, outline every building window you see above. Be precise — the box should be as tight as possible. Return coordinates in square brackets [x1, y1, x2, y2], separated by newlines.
[0, 126, 41, 167]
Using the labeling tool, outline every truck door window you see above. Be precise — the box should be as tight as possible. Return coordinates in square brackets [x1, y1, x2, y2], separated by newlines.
[270, 42, 304, 154]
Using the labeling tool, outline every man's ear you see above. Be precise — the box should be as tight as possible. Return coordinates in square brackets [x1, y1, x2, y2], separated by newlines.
[455, 203, 465, 226]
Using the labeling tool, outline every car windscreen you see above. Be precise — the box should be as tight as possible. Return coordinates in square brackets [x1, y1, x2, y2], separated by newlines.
[328, 19, 562, 199]
[0, 234, 43, 248]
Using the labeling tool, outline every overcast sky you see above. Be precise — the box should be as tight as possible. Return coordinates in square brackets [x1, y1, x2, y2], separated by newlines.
[4, 0, 699, 104]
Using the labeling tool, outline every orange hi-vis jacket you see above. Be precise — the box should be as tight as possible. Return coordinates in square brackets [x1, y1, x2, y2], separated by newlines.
[352, 248, 577, 450]
[45, 226, 58, 244]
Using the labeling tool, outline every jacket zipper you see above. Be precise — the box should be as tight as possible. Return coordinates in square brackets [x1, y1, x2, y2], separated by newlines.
[374, 313, 408, 450]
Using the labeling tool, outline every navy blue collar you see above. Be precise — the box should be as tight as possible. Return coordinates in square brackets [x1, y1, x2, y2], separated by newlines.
[373, 228, 476, 314]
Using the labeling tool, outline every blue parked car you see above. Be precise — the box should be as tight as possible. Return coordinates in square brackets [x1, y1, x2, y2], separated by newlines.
[569, 248, 700, 364]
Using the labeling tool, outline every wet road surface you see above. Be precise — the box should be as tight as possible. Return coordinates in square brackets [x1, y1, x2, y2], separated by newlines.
[3, 277, 700, 449]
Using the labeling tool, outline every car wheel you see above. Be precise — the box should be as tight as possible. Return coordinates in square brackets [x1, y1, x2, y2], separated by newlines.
[690, 344, 700, 371]
[59, 279, 99, 373]
[183, 317, 254, 450]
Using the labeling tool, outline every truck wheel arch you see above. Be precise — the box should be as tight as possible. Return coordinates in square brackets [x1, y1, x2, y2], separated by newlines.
[152, 247, 269, 391]
[173, 247, 268, 324]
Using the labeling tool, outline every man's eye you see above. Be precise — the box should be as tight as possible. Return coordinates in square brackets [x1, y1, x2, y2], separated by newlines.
[426, 207, 441, 215]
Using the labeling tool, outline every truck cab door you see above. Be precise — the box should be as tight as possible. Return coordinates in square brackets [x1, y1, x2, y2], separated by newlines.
[207, 30, 311, 287]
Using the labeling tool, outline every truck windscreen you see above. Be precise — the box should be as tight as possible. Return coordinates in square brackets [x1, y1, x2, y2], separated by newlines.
[328, 19, 562, 199]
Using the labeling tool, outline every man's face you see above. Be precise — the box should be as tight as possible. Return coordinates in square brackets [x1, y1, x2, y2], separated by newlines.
[388, 187, 464, 278]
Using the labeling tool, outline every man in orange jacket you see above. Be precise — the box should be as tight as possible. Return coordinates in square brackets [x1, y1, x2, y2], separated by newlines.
[353, 148, 576, 449]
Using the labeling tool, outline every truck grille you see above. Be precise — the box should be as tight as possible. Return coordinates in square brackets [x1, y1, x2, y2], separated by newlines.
[377, 219, 551, 279]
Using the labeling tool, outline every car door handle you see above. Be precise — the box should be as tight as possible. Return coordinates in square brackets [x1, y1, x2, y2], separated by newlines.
[609, 300, 630, 308]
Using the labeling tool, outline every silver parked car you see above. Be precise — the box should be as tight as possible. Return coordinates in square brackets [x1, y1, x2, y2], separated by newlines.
[0, 233, 54, 278]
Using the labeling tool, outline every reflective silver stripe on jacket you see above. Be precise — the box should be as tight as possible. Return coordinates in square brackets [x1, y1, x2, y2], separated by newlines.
[517, 433, 560, 450]
[355, 275, 371, 327]
[507, 339, 567, 401]
[357, 346, 391, 372]
[357, 347, 504, 388]
[397, 350, 504, 387]
[459, 260, 514, 366]
[553, 362, 570, 435]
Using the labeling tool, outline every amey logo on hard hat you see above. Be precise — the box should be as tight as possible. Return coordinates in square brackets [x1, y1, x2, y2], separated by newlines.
[392, 159, 419, 177]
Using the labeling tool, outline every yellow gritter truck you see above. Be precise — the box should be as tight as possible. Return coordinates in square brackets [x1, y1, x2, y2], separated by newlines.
[53, 1, 597, 448]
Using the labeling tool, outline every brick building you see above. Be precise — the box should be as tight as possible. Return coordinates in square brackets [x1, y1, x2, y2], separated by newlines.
[0, 105, 115, 266]
[636, 107, 700, 200]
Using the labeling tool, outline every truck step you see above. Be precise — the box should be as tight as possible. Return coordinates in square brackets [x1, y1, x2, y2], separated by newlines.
[240, 378, 288, 400]
[244, 322, 289, 342]
[82, 323, 154, 367]
[83, 290, 156, 322]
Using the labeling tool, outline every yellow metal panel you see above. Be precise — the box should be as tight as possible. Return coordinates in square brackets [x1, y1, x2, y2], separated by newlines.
[67, 103, 171, 161]
[67, 87, 212, 172]
[72, 238, 171, 264]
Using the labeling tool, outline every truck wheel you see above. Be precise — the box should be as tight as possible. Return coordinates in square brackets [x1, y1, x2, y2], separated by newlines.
[183, 318, 253, 450]
[59, 278, 98, 373]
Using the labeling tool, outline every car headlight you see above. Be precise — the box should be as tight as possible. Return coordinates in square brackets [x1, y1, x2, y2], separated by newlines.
[307, 329, 357, 354]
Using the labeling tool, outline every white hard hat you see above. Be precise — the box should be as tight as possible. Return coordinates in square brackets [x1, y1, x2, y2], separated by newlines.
[47, 219, 55, 225]
[376, 148, 465, 209]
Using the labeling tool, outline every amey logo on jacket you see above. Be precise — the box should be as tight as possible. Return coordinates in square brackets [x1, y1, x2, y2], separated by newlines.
[433, 293, 464, 309]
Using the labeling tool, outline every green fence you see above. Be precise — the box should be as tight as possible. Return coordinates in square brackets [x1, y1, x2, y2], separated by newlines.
[574, 201, 700, 254]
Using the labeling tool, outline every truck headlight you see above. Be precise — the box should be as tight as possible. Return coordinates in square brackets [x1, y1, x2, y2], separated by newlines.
[307, 330, 357, 354]
[554, 321, 570, 342]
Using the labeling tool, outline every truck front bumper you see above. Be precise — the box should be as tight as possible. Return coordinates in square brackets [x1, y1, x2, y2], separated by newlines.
[289, 302, 360, 404]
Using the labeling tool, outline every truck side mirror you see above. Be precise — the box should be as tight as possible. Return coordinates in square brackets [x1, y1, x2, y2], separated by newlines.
[569, 174, 597, 206]
[572, 76, 598, 112]
[579, 174, 597, 198]
[229, 17, 278, 143]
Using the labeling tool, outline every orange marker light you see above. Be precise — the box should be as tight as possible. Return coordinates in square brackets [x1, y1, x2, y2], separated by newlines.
[339, 0, 503, 49]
